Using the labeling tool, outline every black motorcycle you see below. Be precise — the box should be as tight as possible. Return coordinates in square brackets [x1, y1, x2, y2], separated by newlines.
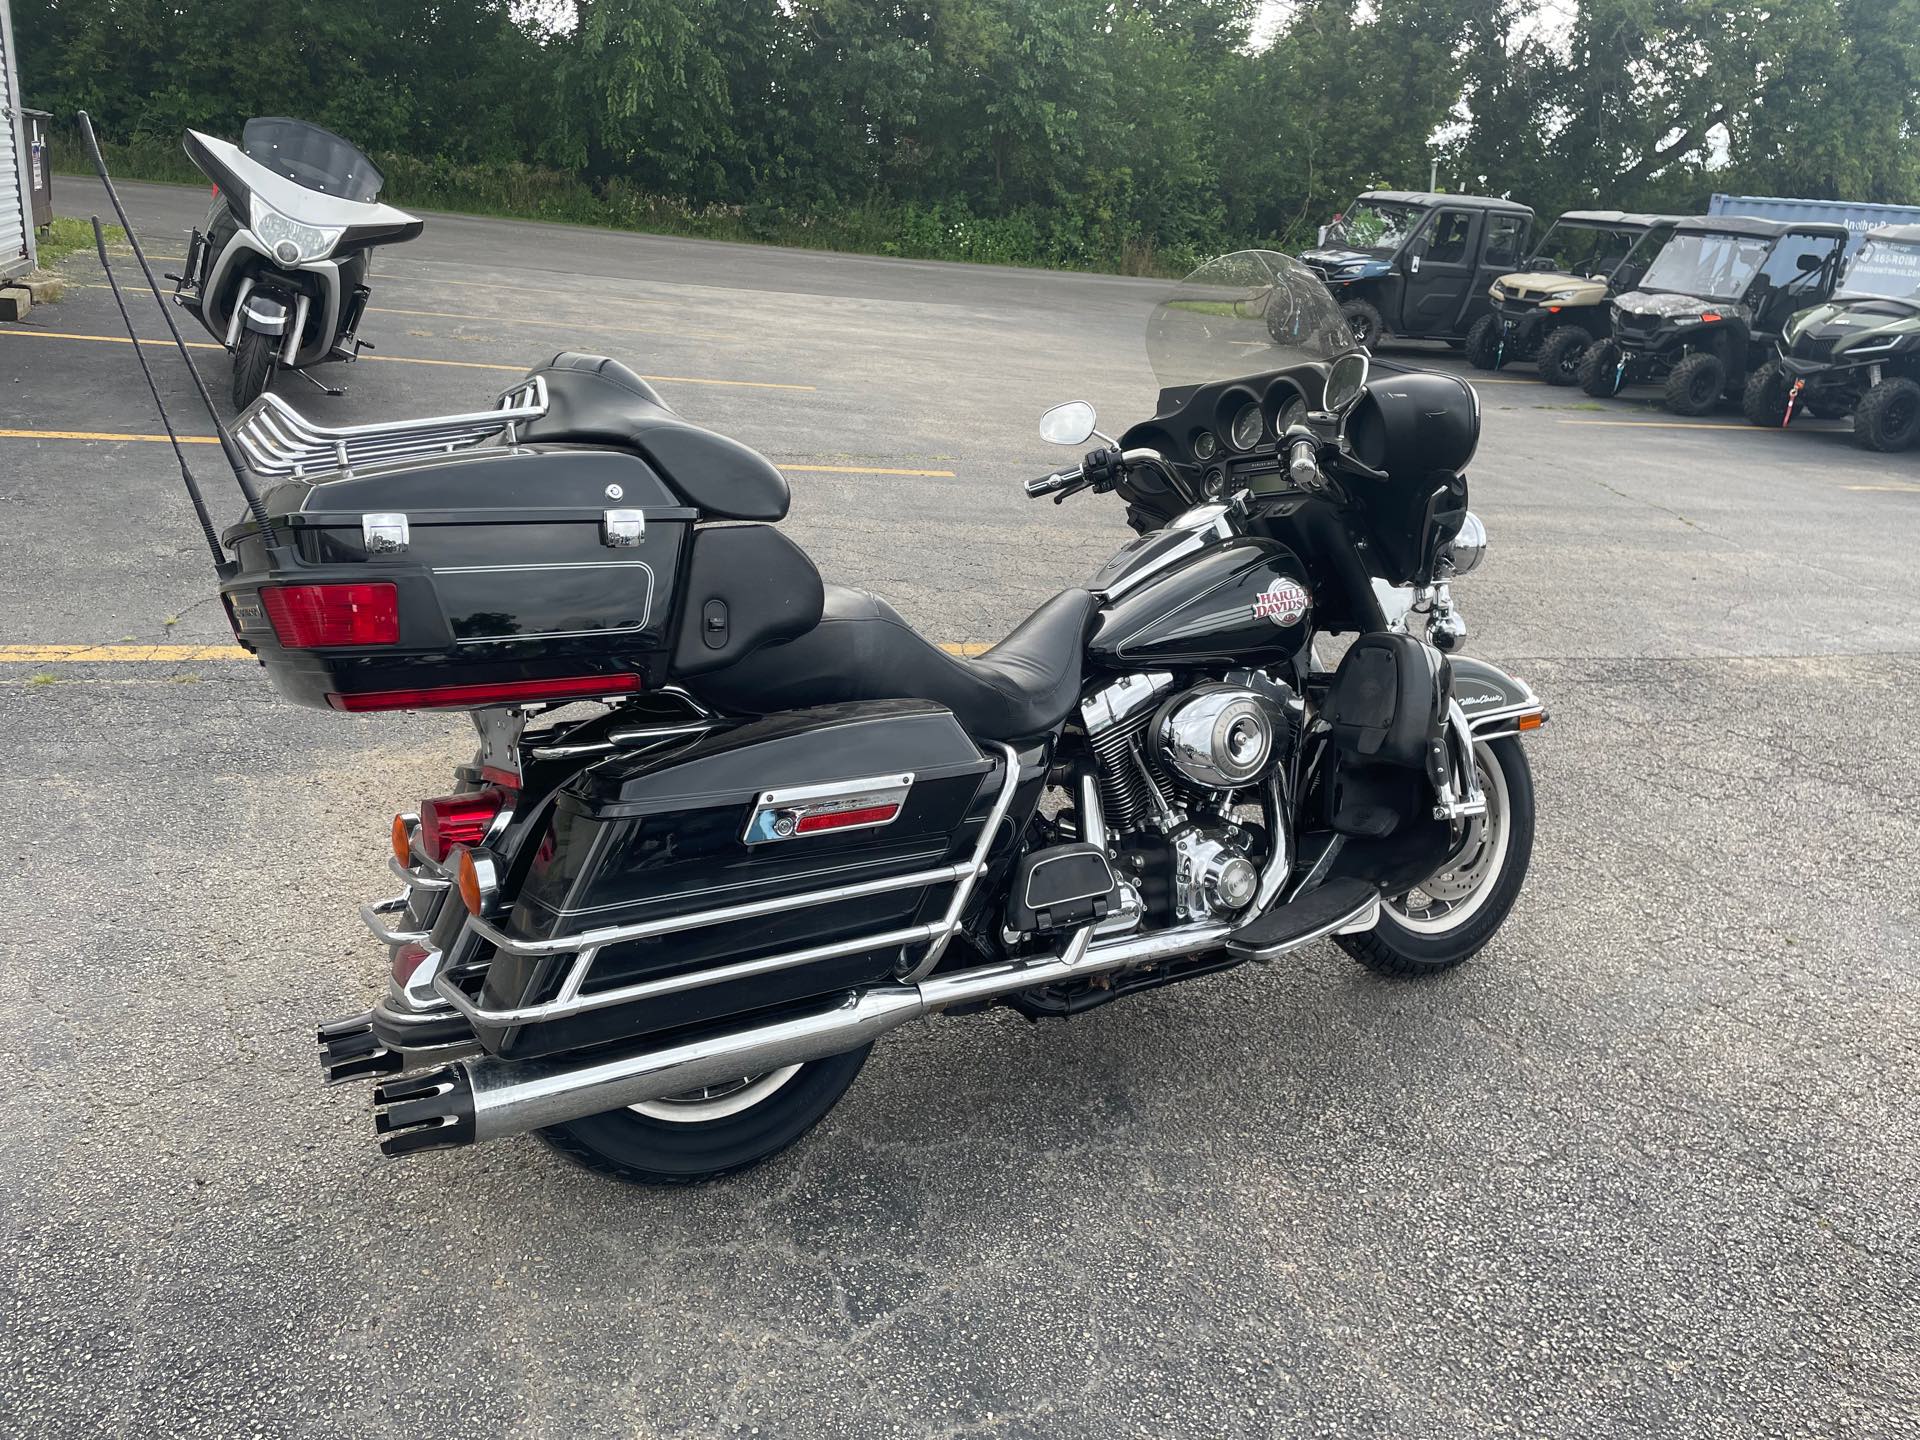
[173, 118, 424, 407]
[201, 249, 1548, 1184]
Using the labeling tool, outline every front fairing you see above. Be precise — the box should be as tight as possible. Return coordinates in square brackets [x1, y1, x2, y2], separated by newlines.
[1611, 290, 1751, 345]
[1782, 297, 1920, 364]
[1300, 248, 1392, 285]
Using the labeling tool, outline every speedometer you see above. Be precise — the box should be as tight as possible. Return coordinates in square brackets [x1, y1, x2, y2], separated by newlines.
[1230, 404, 1264, 450]
[1274, 393, 1308, 434]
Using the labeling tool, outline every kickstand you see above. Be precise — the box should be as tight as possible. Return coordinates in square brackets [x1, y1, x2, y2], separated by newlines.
[290, 366, 346, 397]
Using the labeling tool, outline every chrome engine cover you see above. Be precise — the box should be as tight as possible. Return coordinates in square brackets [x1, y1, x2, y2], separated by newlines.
[1156, 682, 1286, 791]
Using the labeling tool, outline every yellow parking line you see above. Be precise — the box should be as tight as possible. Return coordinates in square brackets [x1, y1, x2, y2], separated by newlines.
[0, 427, 938, 474]
[3, 640, 991, 661]
[1557, 418, 1761, 431]
[1844, 482, 1920, 493]
[0, 328, 814, 388]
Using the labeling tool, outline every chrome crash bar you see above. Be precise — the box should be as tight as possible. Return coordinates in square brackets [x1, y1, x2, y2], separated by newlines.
[431, 743, 1026, 1027]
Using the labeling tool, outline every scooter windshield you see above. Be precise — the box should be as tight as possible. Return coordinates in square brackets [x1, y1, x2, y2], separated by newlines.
[1145, 250, 1359, 392]
[241, 118, 385, 203]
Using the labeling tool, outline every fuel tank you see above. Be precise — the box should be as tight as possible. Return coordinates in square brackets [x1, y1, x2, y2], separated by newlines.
[1088, 537, 1312, 670]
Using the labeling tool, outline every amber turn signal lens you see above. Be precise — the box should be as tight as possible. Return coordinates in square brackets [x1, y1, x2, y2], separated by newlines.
[391, 813, 413, 866]
[1517, 712, 1545, 731]
[456, 848, 483, 915]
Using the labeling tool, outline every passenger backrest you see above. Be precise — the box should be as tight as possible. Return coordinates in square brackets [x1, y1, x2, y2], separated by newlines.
[519, 353, 791, 522]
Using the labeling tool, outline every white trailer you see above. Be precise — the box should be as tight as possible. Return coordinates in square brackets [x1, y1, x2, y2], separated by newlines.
[1, 0, 36, 282]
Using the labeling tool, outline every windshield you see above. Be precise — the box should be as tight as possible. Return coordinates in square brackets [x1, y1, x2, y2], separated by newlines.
[1529, 222, 1640, 279]
[1639, 231, 1773, 300]
[1325, 199, 1424, 254]
[1145, 250, 1359, 392]
[241, 117, 384, 202]
[1839, 238, 1920, 303]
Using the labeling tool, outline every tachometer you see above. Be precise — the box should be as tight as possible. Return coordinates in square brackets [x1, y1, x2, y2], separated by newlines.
[1274, 393, 1308, 435]
[1230, 404, 1264, 450]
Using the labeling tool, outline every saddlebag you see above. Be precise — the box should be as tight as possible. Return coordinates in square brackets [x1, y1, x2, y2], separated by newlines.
[453, 700, 1003, 1059]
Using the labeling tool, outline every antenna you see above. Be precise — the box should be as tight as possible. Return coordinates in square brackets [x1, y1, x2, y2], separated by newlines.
[89, 219, 232, 576]
[74, 111, 279, 551]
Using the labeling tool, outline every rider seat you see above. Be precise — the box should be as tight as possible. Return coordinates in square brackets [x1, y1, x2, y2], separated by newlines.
[698, 585, 1099, 742]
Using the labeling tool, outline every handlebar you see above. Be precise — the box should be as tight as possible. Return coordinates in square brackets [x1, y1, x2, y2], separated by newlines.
[1024, 464, 1087, 500]
[1025, 445, 1197, 506]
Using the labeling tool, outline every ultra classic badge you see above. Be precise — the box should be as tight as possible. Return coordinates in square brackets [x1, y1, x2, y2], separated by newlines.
[1252, 576, 1310, 627]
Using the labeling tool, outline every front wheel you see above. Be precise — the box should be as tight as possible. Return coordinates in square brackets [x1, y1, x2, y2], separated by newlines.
[1852, 377, 1920, 452]
[1742, 361, 1792, 428]
[539, 1045, 872, 1185]
[1537, 326, 1592, 387]
[1340, 299, 1384, 351]
[1578, 340, 1624, 397]
[1337, 737, 1535, 977]
[1663, 350, 1726, 415]
[231, 328, 277, 408]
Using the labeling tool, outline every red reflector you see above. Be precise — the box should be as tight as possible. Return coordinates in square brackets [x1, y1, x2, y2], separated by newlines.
[261, 583, 399, 648]
[1546, 305, 1561, 313]
[326, 673, 641, 712]
[419, 789, 508, 862]
[1701, 312, 1721, 323]
[794, 803, 900, 835]
[391, 941, 431, 985]
[480, 764, 522, 791]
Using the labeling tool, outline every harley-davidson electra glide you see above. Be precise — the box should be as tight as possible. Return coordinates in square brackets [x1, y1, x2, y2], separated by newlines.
[217, 249, 1548, 1184]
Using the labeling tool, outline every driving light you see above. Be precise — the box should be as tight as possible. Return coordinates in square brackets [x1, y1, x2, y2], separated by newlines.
[1445, 511, 1488, 576]
[250, 196, 343, 265]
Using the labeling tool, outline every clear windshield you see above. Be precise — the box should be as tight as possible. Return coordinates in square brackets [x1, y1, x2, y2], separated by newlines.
[1839, 238, 1920, 303]
[241, 117, 384, 203]
[1639, 232, 1773, 300]
[1145, 250, 1359, 391]
[1325, 200, 1424, 254]
[1529, 222, 1640, 279]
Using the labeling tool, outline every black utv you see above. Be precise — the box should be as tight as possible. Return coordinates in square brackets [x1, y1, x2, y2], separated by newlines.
[1298, 191, 1533, 349]
[1743, 224, 1920, 451]
[1578, 216, 1849, 414]
[1465, 211, 1678, 384]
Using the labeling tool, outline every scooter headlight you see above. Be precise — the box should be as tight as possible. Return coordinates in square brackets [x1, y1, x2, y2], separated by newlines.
[250, 198, 343, 265]
[1444, 511, 1488, 576]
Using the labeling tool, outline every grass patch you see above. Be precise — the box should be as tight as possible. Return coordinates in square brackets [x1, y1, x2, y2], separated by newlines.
[35, 215, 128, 267]
[26, 673, 61, 687]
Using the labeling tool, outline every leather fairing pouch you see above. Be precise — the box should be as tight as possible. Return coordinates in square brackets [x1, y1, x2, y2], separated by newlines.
[1322, 631, 1450, 769]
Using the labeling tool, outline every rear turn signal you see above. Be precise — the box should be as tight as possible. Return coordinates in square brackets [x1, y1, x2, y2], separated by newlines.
[391, 812, 417, 866]
[454, 846, 500, 916]
[261, 583, 399, 648]
[419, 789, 507, 863]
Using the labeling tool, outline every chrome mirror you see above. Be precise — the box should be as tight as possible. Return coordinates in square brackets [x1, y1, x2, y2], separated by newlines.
[1326, 353, 1370, 412]
[1039, 401, 1098, 447]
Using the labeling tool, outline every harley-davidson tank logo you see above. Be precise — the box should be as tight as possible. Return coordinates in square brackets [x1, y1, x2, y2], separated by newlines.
[1253, 577, 1310, 627]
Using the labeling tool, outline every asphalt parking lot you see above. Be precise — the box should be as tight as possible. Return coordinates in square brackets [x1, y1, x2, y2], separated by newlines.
[3, 179, 1917, 1439]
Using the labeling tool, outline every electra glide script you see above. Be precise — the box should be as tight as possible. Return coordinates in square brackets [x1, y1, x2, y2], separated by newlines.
[80, 157, 1547, 1186]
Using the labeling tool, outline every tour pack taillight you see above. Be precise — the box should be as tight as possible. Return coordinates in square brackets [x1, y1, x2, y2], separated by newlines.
[417, 789, 509, 863]
[260, 583, 399, 648]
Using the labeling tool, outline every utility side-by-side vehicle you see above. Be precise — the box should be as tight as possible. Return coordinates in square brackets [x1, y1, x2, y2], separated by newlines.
[1466, 212, 1678, 384]
[1743, 224, 1920, 451]
[1299, 191, 1533, 350]
[1578, 216, 1849, 415]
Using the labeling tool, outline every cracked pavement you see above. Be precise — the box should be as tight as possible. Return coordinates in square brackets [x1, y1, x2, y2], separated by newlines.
[2, 180, 1918, 1438]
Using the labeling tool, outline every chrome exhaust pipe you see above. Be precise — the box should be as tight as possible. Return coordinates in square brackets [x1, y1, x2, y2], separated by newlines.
[372, 918, 1234, 1156]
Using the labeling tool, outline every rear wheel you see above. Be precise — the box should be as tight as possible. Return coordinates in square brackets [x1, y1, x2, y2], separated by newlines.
[1537, 327, 1591, 386]
[1465, 315, 1503, 370]
[1338, 738, 1535, 977]
[231, 328, 277, 409]
[1578, 340, 1624, 397]
[539, 1045, 872, 1185]
[1340, 299, 1383, 350]
[1664, 351, 1725, 415]
[1852, 378, 1920, 452]
[1742, 360, 1792, 427]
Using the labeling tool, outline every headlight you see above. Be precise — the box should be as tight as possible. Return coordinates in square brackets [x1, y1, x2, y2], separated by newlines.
[1490, 282, 1509, 300]
[1444, 511, 1487, 576]
[250, 198, 342, 265]
[1544, 288, 1579, 303]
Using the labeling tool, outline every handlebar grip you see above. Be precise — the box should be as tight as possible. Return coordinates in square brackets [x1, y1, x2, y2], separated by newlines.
[1025, 464, 1084, 499]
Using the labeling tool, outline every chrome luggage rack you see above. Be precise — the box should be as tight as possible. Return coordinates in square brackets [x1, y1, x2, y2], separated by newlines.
[232, 375, 549, 478]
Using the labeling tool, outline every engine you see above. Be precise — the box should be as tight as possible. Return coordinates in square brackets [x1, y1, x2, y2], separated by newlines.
[1079, 671, 1298, 925]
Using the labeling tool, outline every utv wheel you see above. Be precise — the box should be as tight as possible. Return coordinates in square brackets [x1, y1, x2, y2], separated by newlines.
[1340, 299, 1383, 350]
[1338, 737, 1535, 977]
[1577, 340, 1624, 397]
[231, 329, 277, 409]
[539, 1044, 872, 1185]
[1537, 327, 1591, 387]
[1464, 315, 1503, 371]
[1741, 361, 1792, 427]
[1852, 378, 1920, 452]
[1664, 351, 1726, 415]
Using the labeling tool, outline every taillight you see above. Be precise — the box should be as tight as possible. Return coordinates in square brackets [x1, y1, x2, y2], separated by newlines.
[391, 941, 432, 985]
[326, 673, 640, 712]
[418, 789, 507, 863]
[260, 583, 399, 648]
